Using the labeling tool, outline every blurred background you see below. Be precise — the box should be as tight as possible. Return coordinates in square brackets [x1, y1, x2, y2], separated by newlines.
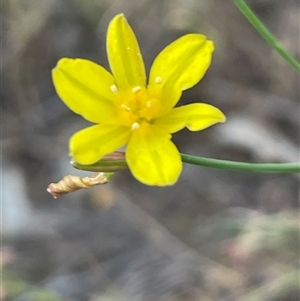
[1, 0, 299, 300]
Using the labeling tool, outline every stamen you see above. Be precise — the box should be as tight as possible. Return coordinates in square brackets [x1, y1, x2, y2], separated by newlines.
[121, 104, 131, 111]
[110, 85, 118, 93]
[131, 122, 140, 130]
[155, 77, 162, 84]
[132, 86, 141, 93]
[146, 101, 151, 108]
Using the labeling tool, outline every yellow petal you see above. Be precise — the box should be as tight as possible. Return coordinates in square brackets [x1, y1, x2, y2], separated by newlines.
[107, 14, 146, 90]
[70, 124, 131, 164]
[148, 34, 214, 114]
[149, 34, 214, 90]
[52, 58, 117, 123]
[154, 103, 226, 133]
[126, 124, 182, 186]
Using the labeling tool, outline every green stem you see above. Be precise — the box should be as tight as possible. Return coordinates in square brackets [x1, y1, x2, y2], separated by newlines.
[180, 154, 300, 173]
[233, 0, 300, 73]
[71, 153, 300, 174]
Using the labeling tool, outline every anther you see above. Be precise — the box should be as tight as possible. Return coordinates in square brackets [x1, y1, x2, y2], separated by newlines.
[131, 122, 140, 130]
[110, 85, 118, 93]
[155, 77, 162, 84]
[146, 101, 152, 107]
[132, 86, 141, 93]
[121, 104, 131, 111]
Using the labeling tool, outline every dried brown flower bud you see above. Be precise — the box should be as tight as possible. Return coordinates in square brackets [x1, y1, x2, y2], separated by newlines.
[47, 172, 111, 198]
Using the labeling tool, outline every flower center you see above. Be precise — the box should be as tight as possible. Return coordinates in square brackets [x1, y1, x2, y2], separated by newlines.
[113, 85, 161, 129]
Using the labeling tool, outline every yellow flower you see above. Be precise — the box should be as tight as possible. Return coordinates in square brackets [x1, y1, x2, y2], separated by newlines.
[52, 14, 226, 186]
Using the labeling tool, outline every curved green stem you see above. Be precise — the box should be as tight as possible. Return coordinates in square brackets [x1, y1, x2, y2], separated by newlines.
[71, 153, 300, 174]
[233, 0, 300, 73]
[180, 154, 300, 173]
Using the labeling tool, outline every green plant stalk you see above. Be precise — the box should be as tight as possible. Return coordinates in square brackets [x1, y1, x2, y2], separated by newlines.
[71, 153, 300, 174]
[233, 0, 300, 73]
[180, 154, 300, 173]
